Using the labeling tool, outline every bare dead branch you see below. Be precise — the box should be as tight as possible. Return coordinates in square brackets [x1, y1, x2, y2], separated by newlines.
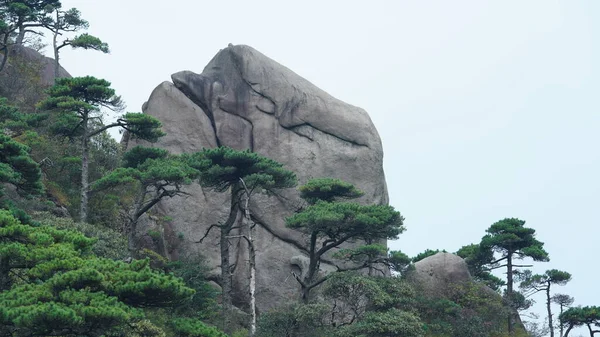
[194, 223, 222, 243]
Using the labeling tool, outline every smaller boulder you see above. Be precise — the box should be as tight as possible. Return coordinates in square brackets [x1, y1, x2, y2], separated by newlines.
[410, 252, 471, 295]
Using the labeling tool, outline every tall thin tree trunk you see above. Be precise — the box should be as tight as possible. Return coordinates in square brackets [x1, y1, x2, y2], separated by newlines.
[52, 11, 60, 79]
[241, 183, 257, 337]
[547, 284, 554, 337]
[127, 185, 146, 255]
[220, 184, 240, 332]
[507, 253, 514, 334]
[220, 225, 232, 320]
[79, 113, 89, 223]
[559, 304, 565, 337]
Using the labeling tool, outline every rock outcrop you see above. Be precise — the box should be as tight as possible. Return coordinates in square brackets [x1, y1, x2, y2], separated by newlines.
[410, 252, 472, 295]
[129, 44, 388, 312]
[0, 45, 70, 85]
[0, 45, 70, 112]
[411, 252, 526, 332]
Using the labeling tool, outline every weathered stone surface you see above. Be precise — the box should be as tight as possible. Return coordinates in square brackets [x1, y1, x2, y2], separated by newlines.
[130, 44, 388, 312]
[0, 45, 70, 85]
[411, 253, 472, 294]
[410, 252, 526, 331]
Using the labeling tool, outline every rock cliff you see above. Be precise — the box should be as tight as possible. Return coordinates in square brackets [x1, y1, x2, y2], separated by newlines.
[129, 44, 388, 312]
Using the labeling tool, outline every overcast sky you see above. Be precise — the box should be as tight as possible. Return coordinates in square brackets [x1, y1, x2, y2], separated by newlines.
[51, 1, 598, 335]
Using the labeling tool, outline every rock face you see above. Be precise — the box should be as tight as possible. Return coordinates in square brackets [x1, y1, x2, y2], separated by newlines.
[411, 252, 526, 332]
[0, 46, 70, 112]
[130, 44, 388, 312]
[411, 253, 472, 295]
[0, 45, 70, 85]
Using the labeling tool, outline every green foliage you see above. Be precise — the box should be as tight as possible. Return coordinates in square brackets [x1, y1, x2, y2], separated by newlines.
[121, 112, 166, 142]
[68, 32, 109, 52]
[92, 146, 200, 251]
[0, 97, 46, 131]
[123, 146, 169, 168]
[286, 178, 405, 302]
[412, 249, 446, 263]
[336, 308, 424, 337]
[185, 146, 297, 193]
[560, 306, 600, 336]
[231, 328, 249, 337]
[552, 293, 574, 308]
[170, 317, 228, 337]
[0, 130, 43, 197]
[0, 0, 60, 60]
[413, 281, 509, 337]
[324, 272, 390, 318]
[299, 177, 363, 204]
[38, 76, 164, 222]
[107, 319, 167, 337]
[0, 210, 198, 336]
[324, 273, 415, 320]
[184, 146, 297, 315]
[46, 6, 109, 77]
[92, 146, 194, 196]
[333, 244, 386, 264]
[42, 76, 118, 106]
[35, 211, 128, 260]
[256, 304, 332, 337]
[519, 269, 571, 294]
[388, 250, 412, 274]
[456, 243, 505, 291]
[481, 218, 549, 263]
[168, 254, 220, 319]
[286, 201, 404, 243]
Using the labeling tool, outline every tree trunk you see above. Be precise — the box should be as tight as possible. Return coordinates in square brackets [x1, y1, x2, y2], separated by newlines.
[301, 286, 311, 304]
[52, 11, 60, 80]
[126, 185, 146, 255]
[245, 195, 257, 336]
[507, 252, 514, 334]
[79, 113, 89, 223]
[239, 179, 257, 337]
[15, 28, 25, 46]
[547, 284, 554, 337]
[559, 304, 565, 337]
[564, 324, 573, 337]
[588, 324, 596, 337]
[302, 232, 318, 303]
[220, 224, 232, 317]
[219, 183, 241, 330]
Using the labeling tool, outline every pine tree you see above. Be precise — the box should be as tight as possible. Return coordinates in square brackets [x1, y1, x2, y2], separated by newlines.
[0, 210, 196, 336]
[38, 76, 164, 222]
[185, 147, 296, 332]
[0, 130, 43, 198]
[480, 218, 549, 333]
[0, 0, 60, 72]
[92, 146, 200, 253]
[44, 7, 109, 78]
[519, 269, 572, 337]
[286, 178, 405, 302]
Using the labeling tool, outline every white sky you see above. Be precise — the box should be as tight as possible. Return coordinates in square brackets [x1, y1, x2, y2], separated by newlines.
[49, 1, 598, 335]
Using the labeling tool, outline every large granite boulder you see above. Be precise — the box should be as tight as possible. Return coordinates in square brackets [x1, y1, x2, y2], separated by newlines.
[0, 45, 70, 112]
[0, 45, 70, 85]
[128, 44, 388, 312]
[410, 252, 472, 295]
